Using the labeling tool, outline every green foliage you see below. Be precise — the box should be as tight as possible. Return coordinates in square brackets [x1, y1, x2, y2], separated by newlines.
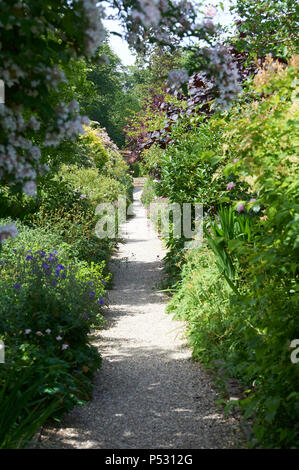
[0, 118, 129, 446]
[150, 57, 299, 447]
[231, 0, 299, 59]
[141, 178, 156, 207]
[83, 43, 141, 147]
[0, 368, 61, 449]
[57, 164, 123, 206]
[0, 242, 109, 447]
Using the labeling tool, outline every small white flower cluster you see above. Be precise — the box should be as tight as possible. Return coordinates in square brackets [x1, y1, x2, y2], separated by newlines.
[0, 104, 42, 195]
[168, 69, 189, 88]
[0, 222, 18, 243]
[0, 59, 25, 88]
[82, 0, 106, 55]
[0, 98, 87, 196]
[130, 0, 195, 35]
[44, 100, 89, 147]
[132, 0, 162, 27]
[44, 64, 67, 90]
[203, 45, 243, 110]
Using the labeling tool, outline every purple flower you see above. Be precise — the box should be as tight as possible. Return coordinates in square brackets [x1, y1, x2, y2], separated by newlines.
[51, 280, 57, 287]
[42, 263, 50, 270]
[226, 182, 236, 191]
[98, 298, 104, 305]
[13, 283, 21, 290]
[26, 255, 33, 261]
[55, 264, 65, 276]
[39, 250, 46, 257]
[52, 250, 58, 255]
[80, 194, 87, 198]
[84, 312, 90, 319]
[237, 203, 245, 213]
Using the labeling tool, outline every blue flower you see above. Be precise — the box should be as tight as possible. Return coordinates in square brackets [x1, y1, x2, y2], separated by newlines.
[26, 255, 33, 261]
[98, 298, 104, 305]
[42, 262, 50, 270]
[13, 283, 21, 290]
[55, 264, 65, 276]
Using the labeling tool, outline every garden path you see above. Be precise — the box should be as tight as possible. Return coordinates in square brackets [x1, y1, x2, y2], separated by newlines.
[40, 180, 241, 448]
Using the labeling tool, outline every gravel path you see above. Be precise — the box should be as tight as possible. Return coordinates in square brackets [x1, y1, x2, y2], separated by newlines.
[40, 183, 242, 449]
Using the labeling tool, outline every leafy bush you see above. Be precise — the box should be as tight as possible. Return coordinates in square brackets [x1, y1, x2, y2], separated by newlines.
[0, 246, 109, 427]
[0, 368, 61, 449]
[154, 58, 299, 448]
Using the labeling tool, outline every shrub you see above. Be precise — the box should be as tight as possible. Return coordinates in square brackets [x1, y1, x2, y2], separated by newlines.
[0, 246, 109, 424]
[161, 58, 299, 447]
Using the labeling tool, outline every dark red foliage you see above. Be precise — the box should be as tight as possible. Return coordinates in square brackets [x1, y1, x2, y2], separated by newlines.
[124, 49, 258, 163]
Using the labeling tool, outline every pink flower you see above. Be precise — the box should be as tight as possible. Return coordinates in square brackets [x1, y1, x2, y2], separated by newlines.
[237, 204, 245, 213]
[61, 344, 69, 350]
[249, 198, 256, 203]
[233, 158, 239, 163]
[204, 6, 217, 18]
[226, 182, 236, 190]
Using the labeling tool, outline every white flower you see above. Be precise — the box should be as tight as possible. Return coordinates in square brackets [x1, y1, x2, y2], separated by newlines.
[36, 331, 43, 336]
[23, 180, 37, 196]
[25, 329, 32, 334]
[45, 329, 51, 334]
[56, 335, 62, 341]
[168, 69, 189, 87]
[0, 222, 18, 243]
[61, 344, 69, 350]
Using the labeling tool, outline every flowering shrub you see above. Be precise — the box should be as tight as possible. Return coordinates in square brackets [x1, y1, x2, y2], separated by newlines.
[143, 57, 299, 448]
[0, 246, 109, 420]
